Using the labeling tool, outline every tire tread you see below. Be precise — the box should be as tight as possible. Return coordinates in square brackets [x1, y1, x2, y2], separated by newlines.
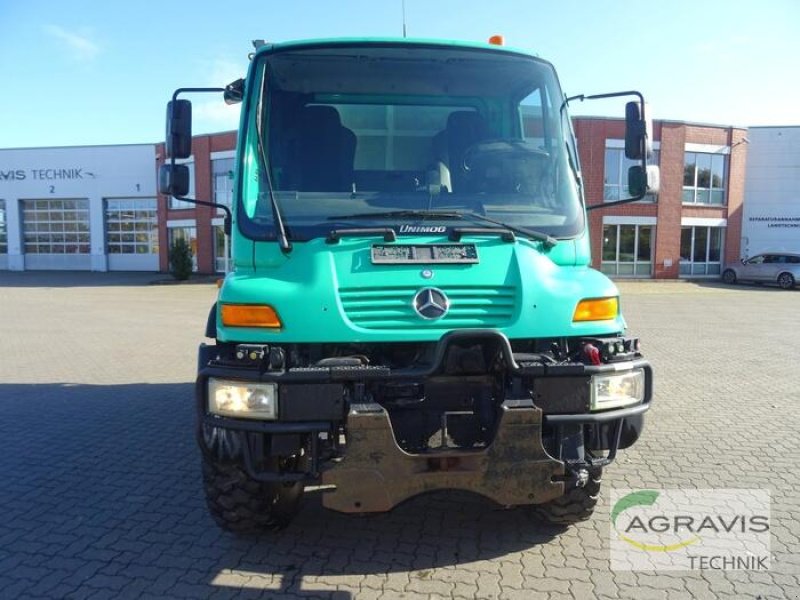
[202, 457, 302, 533]
[532, 468, 602, 525]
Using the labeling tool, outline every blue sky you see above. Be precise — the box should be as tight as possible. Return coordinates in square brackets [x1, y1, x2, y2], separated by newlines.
[1, 0, 798, 148]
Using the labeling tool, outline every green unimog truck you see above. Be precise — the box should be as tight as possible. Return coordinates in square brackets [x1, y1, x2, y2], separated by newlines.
[159, 37, 658, 532]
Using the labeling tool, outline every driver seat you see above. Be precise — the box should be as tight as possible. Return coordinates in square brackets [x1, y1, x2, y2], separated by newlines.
[434, 111, 490, 192]
[291, 105, 356, 192]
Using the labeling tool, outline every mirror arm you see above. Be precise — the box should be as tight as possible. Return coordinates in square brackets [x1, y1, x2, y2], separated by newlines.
[564, 89, 654, 211]
[561, 90, 645, 114]
[168, 87, 226, 170]
[167, 86, 231, 234]
[171, 87, 227, 103]
[586, 193, 645, 211]
[173, 197, 233, 235]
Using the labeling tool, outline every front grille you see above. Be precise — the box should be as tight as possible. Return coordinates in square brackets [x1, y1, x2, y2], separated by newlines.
[338, 285, 517, 330]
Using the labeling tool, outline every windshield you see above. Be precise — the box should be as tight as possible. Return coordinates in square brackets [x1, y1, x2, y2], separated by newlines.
[238, 43, 583, 242]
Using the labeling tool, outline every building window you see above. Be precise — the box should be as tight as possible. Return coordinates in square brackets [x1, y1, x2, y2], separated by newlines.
[22, 199, 90, 254]
[168, 160, 195, 209]
[0, 200, 7, 254]
[213, 224, 231, 273]
[212, 158, 235, 213]
[683, 152, 726, 205]
[601, 224, 654, 277]
[168, 226, 197, 271]
[680, 226, 724, 275]
[106, 199, 158, 255]
[604, 148, 659, 202]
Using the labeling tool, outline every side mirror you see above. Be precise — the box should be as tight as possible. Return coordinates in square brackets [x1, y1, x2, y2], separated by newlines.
[741, 258, 746, 264]
[166, 100, 192, 159]
[628, 164, 660, 196]
[224, 78, 244, 105]
[159, 164, 190, 197]
[625, 101, 652, 160]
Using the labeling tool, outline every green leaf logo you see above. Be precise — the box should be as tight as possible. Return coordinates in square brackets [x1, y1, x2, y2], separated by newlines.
[612, 490, 700, 552]
[612, 490, 659, 527]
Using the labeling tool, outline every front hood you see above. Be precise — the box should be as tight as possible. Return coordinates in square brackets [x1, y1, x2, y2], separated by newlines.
[216, 237, 624, 343]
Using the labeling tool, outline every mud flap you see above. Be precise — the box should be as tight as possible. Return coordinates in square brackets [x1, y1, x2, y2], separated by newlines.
[322, 399, 565, 513]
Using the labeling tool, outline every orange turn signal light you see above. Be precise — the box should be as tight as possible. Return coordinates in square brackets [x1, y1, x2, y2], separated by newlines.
[488, 34, 505, 46]
[221, 304, 282, 328]
[573, 297, 619, 322]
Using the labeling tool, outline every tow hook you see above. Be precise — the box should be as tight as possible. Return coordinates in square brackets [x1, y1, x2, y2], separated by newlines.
[575, 468, 589, 488]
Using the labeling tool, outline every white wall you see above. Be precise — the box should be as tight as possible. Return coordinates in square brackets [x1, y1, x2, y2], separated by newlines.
[0, 144, 156, 271]
[742, 127, 800, 258]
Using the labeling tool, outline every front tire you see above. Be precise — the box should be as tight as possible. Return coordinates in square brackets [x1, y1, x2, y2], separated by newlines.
[722, 269, 737, 285]
[532, 467, 602, 525]
[777, 272, 795, 290]
[201, 452, 304, 534]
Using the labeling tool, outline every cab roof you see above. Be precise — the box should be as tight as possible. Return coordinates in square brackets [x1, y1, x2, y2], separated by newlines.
[255, 37, 540, 60]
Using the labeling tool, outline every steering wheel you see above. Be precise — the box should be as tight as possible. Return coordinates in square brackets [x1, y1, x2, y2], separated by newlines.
[462, 139, 550, 171]
[461, 139, 551, 195]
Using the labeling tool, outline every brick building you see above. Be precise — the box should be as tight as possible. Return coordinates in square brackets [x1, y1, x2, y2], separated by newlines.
[574, 117, 748, 279]
[153, 118, 748, 279]
[155, 131, 237, 274]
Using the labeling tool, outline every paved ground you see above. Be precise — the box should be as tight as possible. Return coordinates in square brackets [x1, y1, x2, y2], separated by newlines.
[0, 272, 798, 599]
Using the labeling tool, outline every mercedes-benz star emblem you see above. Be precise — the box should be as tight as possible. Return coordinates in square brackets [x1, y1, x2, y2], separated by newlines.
[413, 287, 449, 320]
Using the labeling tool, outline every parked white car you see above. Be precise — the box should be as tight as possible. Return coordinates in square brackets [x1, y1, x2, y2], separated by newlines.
[722, 253, 800, 289]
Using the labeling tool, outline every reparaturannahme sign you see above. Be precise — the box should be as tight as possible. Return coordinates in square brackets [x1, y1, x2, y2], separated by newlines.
[748, 215, 800, 228]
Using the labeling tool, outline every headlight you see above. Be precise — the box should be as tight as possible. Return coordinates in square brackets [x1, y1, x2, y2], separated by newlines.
[208, 378, 278, 419]
[590, 369, 645, 411]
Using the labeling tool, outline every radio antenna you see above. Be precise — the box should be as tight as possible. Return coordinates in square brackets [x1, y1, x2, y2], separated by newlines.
[402, 0, 407, 38]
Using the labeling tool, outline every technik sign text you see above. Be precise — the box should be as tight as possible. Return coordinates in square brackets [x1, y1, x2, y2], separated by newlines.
[0, 168, 97, 182]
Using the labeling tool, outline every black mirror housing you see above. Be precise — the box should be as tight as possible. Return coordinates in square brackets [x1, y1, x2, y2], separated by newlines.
[159, 164, 190, 197]
[166, 100, 192, 159]
[625, 101, 652, 160]
[224, 78, 244, 105]
[628, 164, 660, 197]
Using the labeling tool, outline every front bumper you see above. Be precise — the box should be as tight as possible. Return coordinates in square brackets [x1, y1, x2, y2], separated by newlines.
[322, 399, 564, 512]
[196, 330, 653, 511]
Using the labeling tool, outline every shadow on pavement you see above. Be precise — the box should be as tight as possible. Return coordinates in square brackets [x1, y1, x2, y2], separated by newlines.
[0, 382, 566, 599]
[0, 270, 171, 288]
[691, 279, 799, 293]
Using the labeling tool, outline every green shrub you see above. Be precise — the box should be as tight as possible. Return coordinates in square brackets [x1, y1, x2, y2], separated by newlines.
[169, 238, 193, 281]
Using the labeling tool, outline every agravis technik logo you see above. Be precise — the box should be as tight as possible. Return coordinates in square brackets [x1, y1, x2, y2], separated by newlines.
[610, 489, 770, 571]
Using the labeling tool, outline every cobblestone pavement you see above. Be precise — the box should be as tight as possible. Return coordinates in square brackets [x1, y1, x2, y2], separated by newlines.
[0, 272, 798, 599]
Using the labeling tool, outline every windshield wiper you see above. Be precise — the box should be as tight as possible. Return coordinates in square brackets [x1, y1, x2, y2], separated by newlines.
[329, 209, 557, 248]
[255, 75, 291, 253]
[328, 210, 463, 221]
[458, 212, 558, 248]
